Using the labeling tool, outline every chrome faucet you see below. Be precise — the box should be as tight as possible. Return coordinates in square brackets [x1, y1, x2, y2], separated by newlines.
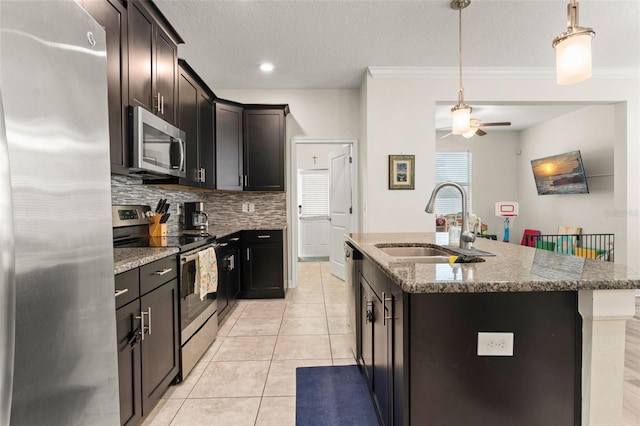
[425, 181, 476, 250]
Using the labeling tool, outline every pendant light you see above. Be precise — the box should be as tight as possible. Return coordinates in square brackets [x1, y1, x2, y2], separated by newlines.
[552, 0, 595, 85]
[451, 0, 471, 135]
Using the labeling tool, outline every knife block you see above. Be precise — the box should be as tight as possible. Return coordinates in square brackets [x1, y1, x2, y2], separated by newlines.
[148, 215, 167, 237]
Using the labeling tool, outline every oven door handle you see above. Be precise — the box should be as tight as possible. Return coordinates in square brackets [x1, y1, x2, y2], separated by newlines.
[180, 243, 220, 264]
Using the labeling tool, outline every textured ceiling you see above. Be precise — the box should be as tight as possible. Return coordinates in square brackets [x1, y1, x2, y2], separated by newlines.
[155, 0, 640, 90]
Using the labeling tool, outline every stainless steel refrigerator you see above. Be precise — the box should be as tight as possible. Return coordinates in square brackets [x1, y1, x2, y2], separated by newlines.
[1, 0, 120, 424]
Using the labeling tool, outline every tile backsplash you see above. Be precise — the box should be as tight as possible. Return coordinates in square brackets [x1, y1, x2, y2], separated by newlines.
[111, 175, 287, 234]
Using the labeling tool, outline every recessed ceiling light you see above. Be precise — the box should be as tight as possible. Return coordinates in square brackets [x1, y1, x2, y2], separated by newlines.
[260, 62, 274, 72]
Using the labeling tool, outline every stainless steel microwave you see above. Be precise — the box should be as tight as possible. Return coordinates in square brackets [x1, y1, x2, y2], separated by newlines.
[131, 106, 186, 178]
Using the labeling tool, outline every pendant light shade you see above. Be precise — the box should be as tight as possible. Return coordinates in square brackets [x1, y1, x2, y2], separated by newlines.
[452, 104, 471, 135]
[553, 0, 595, 85]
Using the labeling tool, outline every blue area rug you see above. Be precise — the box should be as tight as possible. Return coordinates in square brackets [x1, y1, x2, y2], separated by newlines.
[296, 365, 379, 426]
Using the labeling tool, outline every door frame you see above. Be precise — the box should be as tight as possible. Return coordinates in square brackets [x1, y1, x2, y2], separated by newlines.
[288, 138, 360, 288]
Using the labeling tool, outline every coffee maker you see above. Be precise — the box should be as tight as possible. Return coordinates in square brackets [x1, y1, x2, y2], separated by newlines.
[183, 202, 208, 235]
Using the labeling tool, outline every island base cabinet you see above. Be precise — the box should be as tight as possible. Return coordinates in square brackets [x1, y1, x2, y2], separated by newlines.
[408, 291, 581, 426]
[359, 261, 401, 426]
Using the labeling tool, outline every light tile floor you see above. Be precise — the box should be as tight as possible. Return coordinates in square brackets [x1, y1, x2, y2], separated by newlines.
[142, 261, 353, 426]
[143, 261, 640, 425]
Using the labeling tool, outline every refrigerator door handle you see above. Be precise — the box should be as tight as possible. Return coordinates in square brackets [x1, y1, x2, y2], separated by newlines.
[0, 88, 16, 425]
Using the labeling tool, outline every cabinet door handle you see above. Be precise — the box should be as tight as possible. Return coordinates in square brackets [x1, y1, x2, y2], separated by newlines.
[136, 308, 151, 340]
[244, 175, 248, 187]
[161, 95, 164, 115]
[217, 242, 228, 247]
[257, 235, 271, 239]
[238, 175, 242, 186]
[200, 168, 206, 183]
[154, 268, 173, 276]
[230, 237, 240, 242]
[115, 289, 129, 298]
[382, 292, 393, 326]
[147, 307, 152, 336]
[156, 92, 161, 113]
[246, 248, 250, 261]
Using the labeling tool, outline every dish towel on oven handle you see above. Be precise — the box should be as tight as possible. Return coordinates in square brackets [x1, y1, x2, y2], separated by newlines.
[195, 247, 218, 301]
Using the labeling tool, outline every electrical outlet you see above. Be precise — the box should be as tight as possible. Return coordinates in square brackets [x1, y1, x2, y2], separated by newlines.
[249, 203, 255, 212]
[477, 332, 514, 356]
[242, 202, 249, 213]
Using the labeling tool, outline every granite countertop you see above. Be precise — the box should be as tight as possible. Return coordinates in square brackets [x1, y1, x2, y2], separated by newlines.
[209, 224, 287, 240]
[346, 232, 640, 294]
[113, 225, 286, 274]
[114, 247, 180, 275]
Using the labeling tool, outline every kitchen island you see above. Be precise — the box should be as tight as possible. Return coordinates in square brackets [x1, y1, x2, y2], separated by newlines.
[346, 233, 640, 426]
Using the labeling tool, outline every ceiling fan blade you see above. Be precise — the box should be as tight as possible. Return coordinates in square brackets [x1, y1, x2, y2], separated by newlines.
[476, 129, 487, 136]
[440, 132, 453, 139]
[477, 122, 511, 127]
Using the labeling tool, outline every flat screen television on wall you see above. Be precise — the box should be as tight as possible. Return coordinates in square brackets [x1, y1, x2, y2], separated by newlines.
[530, 150, 589, 195]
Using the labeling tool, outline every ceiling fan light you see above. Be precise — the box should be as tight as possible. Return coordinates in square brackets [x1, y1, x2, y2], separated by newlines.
[462, 127, 477, 139]
[451, 105, 471, 135]
[554, 32, 593, 84]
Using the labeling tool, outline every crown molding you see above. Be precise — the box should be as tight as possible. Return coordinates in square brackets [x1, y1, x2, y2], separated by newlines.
[367, 66, 639, 80]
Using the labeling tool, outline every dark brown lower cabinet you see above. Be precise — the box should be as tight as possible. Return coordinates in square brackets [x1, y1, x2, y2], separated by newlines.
[216, 233, 242, 321]
[140, 279, 180, 415]
[241, 230, 286, 298]
[355, 253, 580, 426]
[115, 256, 179, 426]
[116, 299, 142, 426]
[360, 261, 399, 426]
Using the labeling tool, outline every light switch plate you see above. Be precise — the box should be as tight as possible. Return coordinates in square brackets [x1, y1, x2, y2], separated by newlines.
[477, 332, 514, 356]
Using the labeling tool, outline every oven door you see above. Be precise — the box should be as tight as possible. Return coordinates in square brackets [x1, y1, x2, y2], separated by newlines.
[179, 243, 218, 344]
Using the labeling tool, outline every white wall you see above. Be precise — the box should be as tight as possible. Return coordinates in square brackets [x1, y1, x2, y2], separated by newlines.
[215, 89, 360, 140]
[362, 74, 638, 263]
[436, 131, 521, 239]
[515, 105, 616, 242]
[296, 144, 335, 169]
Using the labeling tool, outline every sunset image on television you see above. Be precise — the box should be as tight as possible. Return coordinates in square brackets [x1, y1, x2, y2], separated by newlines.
[530, 150, 589, 195]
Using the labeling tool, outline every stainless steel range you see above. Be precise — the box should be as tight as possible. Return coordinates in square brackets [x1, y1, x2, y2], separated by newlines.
[112, 205, 219, 380]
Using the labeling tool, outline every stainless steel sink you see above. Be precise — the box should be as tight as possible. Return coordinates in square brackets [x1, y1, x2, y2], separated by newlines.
[378, 246, 449, 257]
[375, 243, 486, 264]
[376, 244, 453, 263]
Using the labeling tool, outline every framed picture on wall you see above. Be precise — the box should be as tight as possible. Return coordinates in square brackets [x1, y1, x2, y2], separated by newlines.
[389, 155, 415, 190]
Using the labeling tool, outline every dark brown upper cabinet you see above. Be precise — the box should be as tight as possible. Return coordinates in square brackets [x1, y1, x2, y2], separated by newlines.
[243, 106, 288, 192]
[127, 0, 183, 126]
[215, 100, 244, 191]
[78, 0, 129, 173]
[178, 60, 216, 189]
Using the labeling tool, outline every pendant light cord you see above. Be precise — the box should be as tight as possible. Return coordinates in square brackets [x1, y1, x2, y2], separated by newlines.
[457, 0, 464, 105]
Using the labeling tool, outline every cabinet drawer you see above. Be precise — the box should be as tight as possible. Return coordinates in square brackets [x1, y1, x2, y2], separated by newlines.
[242, 230, 282, 244]
[216, 232, 241, 245]
[115, 268, 139, 309]
[140, 255, 178, 295]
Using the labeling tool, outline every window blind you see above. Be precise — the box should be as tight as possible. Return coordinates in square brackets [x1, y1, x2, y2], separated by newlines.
[299, 169, 329, 217]
[434, 152, 472, 217]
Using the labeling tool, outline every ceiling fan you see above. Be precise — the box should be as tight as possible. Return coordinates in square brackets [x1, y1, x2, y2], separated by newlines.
[440, 118, 512, 138]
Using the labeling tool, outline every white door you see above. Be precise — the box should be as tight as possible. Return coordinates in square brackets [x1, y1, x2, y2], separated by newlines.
[329, 145, 352, 280]
[297, 169, 330, 259]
